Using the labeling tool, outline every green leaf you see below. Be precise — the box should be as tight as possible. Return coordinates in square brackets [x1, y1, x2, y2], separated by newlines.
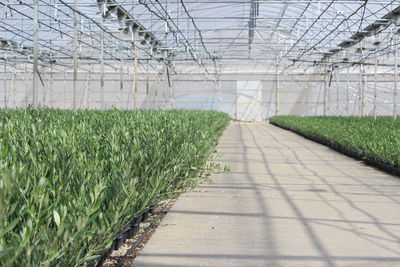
[0, 218, 19, 237]
[2, 139, 9, 158]
[0, 247, 13, 259]
[53, 210, 61, 227]
[85, 254, 101, 261]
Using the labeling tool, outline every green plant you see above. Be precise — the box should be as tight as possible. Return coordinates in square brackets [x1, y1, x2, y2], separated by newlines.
[0, 109, 231, 266]
[269, 116, 400, 168]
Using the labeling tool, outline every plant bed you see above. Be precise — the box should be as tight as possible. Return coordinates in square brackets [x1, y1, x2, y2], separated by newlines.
[100, 197, 175, 267]
[96, 167, 220, 267]
[0, 108, 231, 266]
[269, 116, 400, 176]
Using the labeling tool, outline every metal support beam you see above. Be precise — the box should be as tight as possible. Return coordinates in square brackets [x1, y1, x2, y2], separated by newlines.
[275, 63, 280, 116]
[359, 64, 364, 117]
[63, 71, 67, 107]
[374, 49, 378, 119]
[133, 43, 138, 110]
[394, 34, 398, 119]
[362, 66, 366, 117]
[270, 2, 288, 40]
[359, 42, 365, 117]
[73, 0, 78, 110]
[323, 72, 328, 116]
[49, 62, 54, 108]
[218, 63, 222, 108]
[3, 58, 6, 109]
[327, 71, 331, 116]
[119, 33, 124, 109]
[100, 19, 105, 109]
[33, 0, 39, 107]
[346, 67, 350, 116]
[169, 69, 174, 109]
[248, 0, 259, 52]
[12, 70, 16, 108]
[335, 70, 339, 115]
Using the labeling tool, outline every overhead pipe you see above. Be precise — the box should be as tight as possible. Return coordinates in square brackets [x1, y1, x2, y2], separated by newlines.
[97, 0, 167, 56]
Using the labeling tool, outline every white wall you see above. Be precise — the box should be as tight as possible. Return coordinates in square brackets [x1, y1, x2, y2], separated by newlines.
[1, 71, 398, 120]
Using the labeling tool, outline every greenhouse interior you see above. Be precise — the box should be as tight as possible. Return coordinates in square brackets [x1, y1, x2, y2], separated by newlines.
[2, 0, 400, 119]
[1, 1, 400, 266]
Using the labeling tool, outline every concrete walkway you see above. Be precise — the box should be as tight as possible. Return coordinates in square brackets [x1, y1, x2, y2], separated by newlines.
[134, 122, 400, 267]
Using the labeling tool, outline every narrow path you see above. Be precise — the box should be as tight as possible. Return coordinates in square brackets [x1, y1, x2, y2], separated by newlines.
[134, 122, 400, 267]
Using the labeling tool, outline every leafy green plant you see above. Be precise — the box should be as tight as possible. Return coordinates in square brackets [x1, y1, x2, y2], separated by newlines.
[269, 116, 400, 168]
[0, 109, 231, 266]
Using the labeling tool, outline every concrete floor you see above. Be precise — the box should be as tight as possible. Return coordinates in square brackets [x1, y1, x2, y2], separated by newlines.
[134, 122, 400, 267]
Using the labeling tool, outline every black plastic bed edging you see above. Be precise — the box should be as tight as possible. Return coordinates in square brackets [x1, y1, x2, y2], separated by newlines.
[91, 207, 154, 267]
[269, 121, 400, 177]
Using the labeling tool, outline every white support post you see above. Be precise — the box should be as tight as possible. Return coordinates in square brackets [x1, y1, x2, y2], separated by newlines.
[83, 74, 90, 109]
[361, 64, 366, 117]
[3, 58, 6, 109]
[275, 62, 280, 116]
[120, 61, 124, 109]
[119, 34, 124, 109]
[218, 63, 222, 109]
[394, 34, 398, 119]
[63, 71, 67, 108]
[323, 72, 327, 116]
[133, 43, 138, 110]
[12, 70, 16, 108]
[169, 69, 174, 109]
[358, 42, 363, 117]
[87, 65, 93, 109]
[359, 67, 365, 117]
[146, 76, 149, 97]
[327, 72, 331, 116]
[100, 19, 105, 109]
[359, 64, 362, 117]
[49, 61, 53, 108]
[335, 70, 339, 115]
[73, 0, 78, 110]
[145, 61, 150, 100]
[346, 67, 350, 116]
[165, 0, 173, 109]
[374, 49, 378, 119]
[323, 72, 328, 116]
[218, 38, 222, 111]
[33, 0, 39, 107]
